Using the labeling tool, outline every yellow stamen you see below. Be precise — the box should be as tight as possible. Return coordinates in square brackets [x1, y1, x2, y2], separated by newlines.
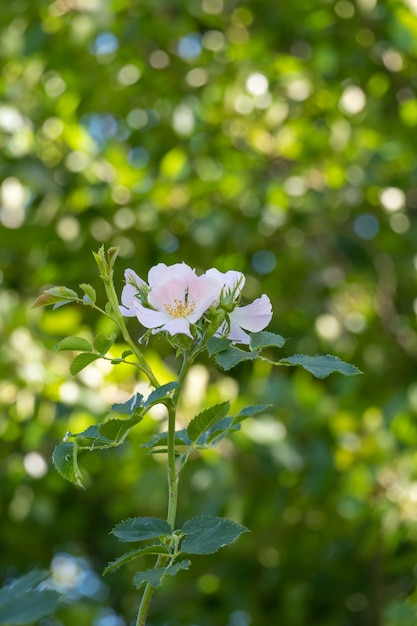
[165, 298, 196, 318]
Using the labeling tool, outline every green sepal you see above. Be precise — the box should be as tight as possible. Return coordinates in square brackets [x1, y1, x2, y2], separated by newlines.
[93, 334, 115, 354]
[55, 336, 93, 352]
[79, 283, 96, 305]
[0, 570, 61, 625]
[112, 517, 173, 542]
[249, 330, 286, 351]
[279, 354, 363, 378]
[70, 352, 101, 375]
[133, 560, 191, 589]
[181, 515, 249, 555]
[52, 441, 84, 488]
[103, 545, 170, 575]
[187, 402, 230, 443]
[215, 346, 259, 371]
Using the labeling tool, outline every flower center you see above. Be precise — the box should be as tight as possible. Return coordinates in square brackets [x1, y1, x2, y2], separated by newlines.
[164, 298, 196, 318]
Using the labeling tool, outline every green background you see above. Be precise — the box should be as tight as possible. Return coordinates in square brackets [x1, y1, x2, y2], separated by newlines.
[2, 0, 417, 624]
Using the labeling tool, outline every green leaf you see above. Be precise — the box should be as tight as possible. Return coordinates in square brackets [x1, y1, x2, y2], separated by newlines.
[215, 346, 259, 371]
[187, 402, 230, 443]
[279, 354, 363, 378]
[93, 334, 115, 354]
[206, 336, 232, 356]
[111, 392, 144, 415]
[52, 442, 84, 488]
[122, 350, 133, 359]
[99, 415, 143, 443]
[133, 560, 191, 589]
[144, 381, 179, 408]
[55, 336, 93, 352]
[112, 517, 173, 542]
[0, 571, 61, 625]
[181, 515, 249, 555]
[143, 428, 191, 450]
[70, 352, 100, 375]
[199, 416, 240, 446]
[249, 331, 286, 351]
[235, 404, 271, 421]
[79, 283, 96, 304]
[32, 286, 78, 308]
[103, 545, 169, 575]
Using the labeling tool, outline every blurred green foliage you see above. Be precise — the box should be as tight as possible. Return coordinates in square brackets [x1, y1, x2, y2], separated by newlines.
[1, 0, 417, 624]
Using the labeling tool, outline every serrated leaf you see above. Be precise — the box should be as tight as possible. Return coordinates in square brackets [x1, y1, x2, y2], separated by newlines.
[79, 283, 96, 304]
[144, 382, 180, 408]
[93, 334, 115, 354]
[133, 560, 191, 589]
[235, 404, 271, 422]
[0, 571, 61, 626]
[279, 354, 363, 378]
[112, 517, 173, 542]
[206, 336, 232, 357]
[215, 347, 259, 371]
[55, 336, 93, 352]
[111, 392, 144, 415]
[99, 415, 143, 443]
[199, 416, 240, 447]
[143, 428, 191, 450]
[52, 442, 84, 488]
[181, 516, 249, 555]
[33, 286, 79, 308]
[249, 331, 286, 351]
[187, 402, 230, 443]
[104, 545, 169, 575]
[72, 425, 111, 448]
[70, 353, 100, 375]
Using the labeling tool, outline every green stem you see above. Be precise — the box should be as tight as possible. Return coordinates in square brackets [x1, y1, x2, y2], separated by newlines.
[134, 349, 195, 626]
[103, 277, 160, 388]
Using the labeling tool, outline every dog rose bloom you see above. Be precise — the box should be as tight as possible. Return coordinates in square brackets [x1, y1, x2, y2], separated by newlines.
[120, 263, 220, 338]
[204, 268, 273, 344]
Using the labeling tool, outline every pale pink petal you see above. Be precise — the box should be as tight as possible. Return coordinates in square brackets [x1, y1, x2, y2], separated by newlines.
[148, 262, 194, 288]
[121, 283, 139, 312]
[229, 295, 272, 332]
[124, 269, 146, 290]
[158, 318, 193, 338]
[204, 269, 245, 300]
[134, 302, 171, 329]
[226, 320, 251, 344]
[216, 319, 251, 344]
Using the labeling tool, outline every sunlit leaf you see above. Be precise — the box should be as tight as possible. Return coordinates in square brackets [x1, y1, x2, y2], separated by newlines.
[93, 334, 115, 354]
[111, 392, 144, 415]
[187, 402, 230, 442]
[55, 336, 93, 352]
[52, 442, 84, 488]
[79, 283, 96, 304]
[70, 352, 101, 375]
